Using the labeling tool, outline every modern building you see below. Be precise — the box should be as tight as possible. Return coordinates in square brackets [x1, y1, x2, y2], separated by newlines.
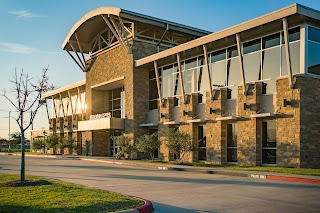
[42, 4, 320, 168]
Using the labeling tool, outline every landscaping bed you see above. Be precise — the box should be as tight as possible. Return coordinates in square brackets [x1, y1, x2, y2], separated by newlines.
[0, 174, 143, 213]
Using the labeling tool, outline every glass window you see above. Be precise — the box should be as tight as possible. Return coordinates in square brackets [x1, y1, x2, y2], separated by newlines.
[149, 70, 156, 79]
[161, 75, 173, 98]
[198, 56, 205, 66]
[243, 39, 261, 54]
[162, 65, 173, 76]
[211, 49, 226, 62]
[281, 42, 300, 76]
[149, 100, 158, 110]
[227, 46, 238, 58]
[308, 26, 320, 43]
[227, 57, 240, 99]
[149, 79, 158, 100]
[198, 66, 209, 92]
[308, 41, 320, 75]
[185, 58, 197, 70]
[243, 51, 261, 82]
[262, 120, 277, 164]
[174, 72, 182, 96]
[263, 46, 281, 79]
[211, 60, 226, 87]
[198, 126, 206, 161]
[262, 33, 280, 49]
[183, 69, 195, 94]
[282, 27, 300, 43]
[227, 123, 237, 163]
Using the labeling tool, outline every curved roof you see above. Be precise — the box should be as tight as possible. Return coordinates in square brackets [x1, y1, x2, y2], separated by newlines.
[62, 6, 210, 53]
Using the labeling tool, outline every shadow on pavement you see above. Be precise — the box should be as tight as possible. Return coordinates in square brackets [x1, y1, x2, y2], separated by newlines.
[45, 164, 150, 171]
[102, 174, 320, 189]
[152, 202, 217, 213]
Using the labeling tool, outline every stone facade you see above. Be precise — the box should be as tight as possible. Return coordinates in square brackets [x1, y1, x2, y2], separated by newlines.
[276, 77, 301, 167]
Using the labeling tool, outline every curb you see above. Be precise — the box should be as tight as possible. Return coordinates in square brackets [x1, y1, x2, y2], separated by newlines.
[78, 158, 320, 185]
[266, 175, 320, 185]
[115, 197, 154, 213]
[3, 153, 319, 185]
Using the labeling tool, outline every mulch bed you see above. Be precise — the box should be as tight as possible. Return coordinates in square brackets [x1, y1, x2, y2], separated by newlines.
[2, 180, 52, 187]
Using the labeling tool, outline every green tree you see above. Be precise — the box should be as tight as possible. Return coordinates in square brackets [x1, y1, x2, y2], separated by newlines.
[136, 132, 160, 160]
[10, 131, 21, 145]
[32, 138, 44, 151]
[60, 136, 76, 150]
[45, 134, 59, 149]
[159, 128, 195, 162]
[110, 134, 135, 159]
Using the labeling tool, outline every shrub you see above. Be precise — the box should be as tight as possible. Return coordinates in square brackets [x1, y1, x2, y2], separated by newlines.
[45, 134, 59, 149]
[136, 132, 160, 160]
[32, 138, 44, 151]
[110, 134, 135, 159]
[159, 128, 195, 162]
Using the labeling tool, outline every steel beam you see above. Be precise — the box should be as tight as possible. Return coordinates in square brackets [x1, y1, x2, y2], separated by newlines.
[153, 61, 162, 104]
[236, 33, 246, 95]
[203, 45, 213, 99]
[177, 53, 186, 103]
[282, 18, 293, 88]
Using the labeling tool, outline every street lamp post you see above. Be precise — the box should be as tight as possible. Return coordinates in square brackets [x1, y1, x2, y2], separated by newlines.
[8, 111, 11, 151]
[42, 131, 47, 154]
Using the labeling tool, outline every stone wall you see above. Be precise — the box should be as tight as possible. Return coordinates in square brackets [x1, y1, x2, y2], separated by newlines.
[91, 130, 110, 156]
[276, 77, 301, 167]
[298, 75, 320, 168]
[205, 89, 227, 164]
[236, 83, 261, 166]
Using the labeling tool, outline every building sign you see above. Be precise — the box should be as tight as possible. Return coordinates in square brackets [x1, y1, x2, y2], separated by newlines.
[90, 112, 111, 120]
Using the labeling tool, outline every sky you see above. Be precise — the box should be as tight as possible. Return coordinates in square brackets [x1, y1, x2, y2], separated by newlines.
[1, 0, 320, 139]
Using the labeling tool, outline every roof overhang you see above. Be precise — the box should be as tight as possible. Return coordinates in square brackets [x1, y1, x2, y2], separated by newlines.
[42, 80, 86, 99]
[62, 6, 210, 53]
[135, 4, 320, 68]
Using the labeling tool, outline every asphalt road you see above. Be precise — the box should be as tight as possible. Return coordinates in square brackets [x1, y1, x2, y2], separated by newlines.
[1, 155, 320, 213]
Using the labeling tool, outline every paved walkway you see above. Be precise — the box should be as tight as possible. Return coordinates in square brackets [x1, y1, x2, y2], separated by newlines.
[2, 153, 320, 184]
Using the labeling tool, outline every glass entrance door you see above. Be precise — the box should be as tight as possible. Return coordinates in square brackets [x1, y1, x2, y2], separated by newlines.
[110, 131, 122, 157]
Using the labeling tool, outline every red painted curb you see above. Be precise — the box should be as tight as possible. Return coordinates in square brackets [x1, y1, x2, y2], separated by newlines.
[136, 199, 154, 213]
[267, 175, 320, 185]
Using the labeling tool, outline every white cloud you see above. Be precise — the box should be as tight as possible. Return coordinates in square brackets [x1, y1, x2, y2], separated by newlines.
[0, 42, 37, 54]
[8, 10, 41, 19]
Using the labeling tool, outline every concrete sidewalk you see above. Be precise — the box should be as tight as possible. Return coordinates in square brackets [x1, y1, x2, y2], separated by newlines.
[2, 152, 320, 185]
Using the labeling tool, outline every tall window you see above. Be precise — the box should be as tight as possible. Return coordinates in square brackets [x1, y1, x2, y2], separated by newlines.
[149, 70, 158, 110]
[227, 123, 237, 163]
[308, 26, 320, 75]
[198, 126, 206, 161]
[262, 120, 277, 164]
[108, 87, 125, 118]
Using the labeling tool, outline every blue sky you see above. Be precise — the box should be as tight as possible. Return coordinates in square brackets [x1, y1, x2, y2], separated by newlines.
[0, 0, 320, 139]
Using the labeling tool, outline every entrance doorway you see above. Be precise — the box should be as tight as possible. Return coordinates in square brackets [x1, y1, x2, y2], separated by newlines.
[110, 131, 122, 157]
[227, 123, 238, 163]
[262, 120, 277, 165]
[198, 126, 206, 161]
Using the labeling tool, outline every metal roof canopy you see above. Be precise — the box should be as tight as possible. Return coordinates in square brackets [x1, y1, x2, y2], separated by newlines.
[135, 4, 320, 68]
[62, 6, 210, 53]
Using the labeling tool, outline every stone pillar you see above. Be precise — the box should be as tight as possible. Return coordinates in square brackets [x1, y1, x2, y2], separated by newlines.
[205, 89, 227, 164]
[179, 93, 198, 162]
[237, 83, 261, 166]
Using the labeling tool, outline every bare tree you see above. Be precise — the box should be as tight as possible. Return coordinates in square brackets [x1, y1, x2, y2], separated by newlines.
[1, 67, 54, 181]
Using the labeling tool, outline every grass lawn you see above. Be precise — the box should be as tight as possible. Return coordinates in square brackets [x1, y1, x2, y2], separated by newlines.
[0, 174, 143, 213]
[137, 160, 320, 176]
